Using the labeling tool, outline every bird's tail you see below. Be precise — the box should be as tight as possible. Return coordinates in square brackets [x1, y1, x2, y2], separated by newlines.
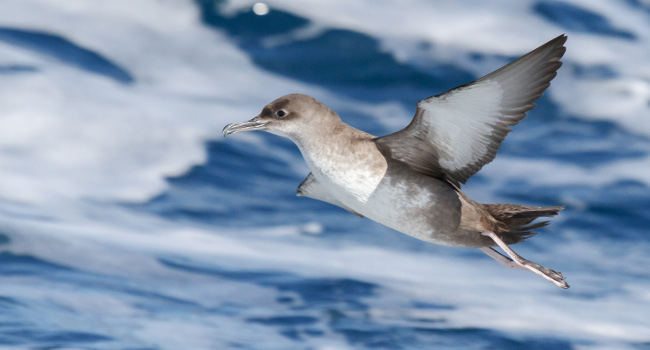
[482, 203, 563, 244]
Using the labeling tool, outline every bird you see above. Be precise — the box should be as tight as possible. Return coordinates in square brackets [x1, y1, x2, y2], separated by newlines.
[223, 35, 569, 288]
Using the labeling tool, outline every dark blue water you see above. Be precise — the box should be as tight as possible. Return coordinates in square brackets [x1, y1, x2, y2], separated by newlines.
[1, 1, 649, 349]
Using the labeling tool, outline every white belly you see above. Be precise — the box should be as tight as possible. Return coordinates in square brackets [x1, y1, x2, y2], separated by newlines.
[357, 178, 445, 242]
[311, 167, 462, 246]
[304, 154, 386, 204]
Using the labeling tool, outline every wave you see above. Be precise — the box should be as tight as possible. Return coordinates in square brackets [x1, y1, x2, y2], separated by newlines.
[0, 0, 649, 349]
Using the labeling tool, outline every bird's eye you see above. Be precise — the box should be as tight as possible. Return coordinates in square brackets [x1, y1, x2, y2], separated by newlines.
[275, 109, 288, 118]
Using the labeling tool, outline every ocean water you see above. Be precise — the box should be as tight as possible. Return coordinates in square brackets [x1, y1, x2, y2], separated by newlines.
[0, 0, 649, 349]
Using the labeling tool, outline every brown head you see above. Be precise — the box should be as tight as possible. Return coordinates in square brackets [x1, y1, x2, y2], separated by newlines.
[222, 94, 341, 142]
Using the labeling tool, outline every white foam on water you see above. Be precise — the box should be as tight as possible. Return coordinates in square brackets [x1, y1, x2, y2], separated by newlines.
[1, 0, 649, 349]
[480, 155, 650, 187]
[0, 0, 345, 205]
[226, 0, 650, 136]
[6, 209, 650, 347]
[1, 0, 647, 205]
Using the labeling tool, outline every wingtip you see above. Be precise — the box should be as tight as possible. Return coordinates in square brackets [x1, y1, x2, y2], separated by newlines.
[539, 34, 567, 64]
[552, 33, 568, 47]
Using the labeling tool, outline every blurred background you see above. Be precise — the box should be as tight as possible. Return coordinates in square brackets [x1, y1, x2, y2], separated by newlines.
[0, 0, 649, 349]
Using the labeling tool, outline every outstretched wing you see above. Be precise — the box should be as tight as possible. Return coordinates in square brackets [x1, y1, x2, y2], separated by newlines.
[375, 35, 567, 185]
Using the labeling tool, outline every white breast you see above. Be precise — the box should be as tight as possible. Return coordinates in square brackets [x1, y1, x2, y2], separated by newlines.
[297, 139, 387, 205]
[303, 153, 385, 204]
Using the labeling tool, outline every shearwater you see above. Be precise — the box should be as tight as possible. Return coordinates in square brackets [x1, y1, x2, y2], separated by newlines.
[223, 35, 569, 288]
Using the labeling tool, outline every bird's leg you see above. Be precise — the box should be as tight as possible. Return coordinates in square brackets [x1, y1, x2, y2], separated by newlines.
[481, 231, 569, 289]
[480, 247, 527, 271]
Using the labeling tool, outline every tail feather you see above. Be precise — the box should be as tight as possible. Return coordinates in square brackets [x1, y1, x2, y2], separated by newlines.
[483, 203, 563, 244]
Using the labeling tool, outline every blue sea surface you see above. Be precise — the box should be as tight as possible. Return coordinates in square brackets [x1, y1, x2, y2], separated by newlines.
[0, 0, 649, 349]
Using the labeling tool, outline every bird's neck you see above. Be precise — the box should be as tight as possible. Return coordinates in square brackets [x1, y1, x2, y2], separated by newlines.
[293, 119, 359, 149]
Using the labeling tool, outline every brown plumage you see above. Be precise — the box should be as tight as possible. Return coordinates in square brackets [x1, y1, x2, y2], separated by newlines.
[483, 203, 564, 244]
[223, 35, 570, 288]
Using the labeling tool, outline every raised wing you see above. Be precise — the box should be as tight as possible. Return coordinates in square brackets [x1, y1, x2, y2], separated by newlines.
[375, 35, 567, 185]
[297, 173, 363, 217]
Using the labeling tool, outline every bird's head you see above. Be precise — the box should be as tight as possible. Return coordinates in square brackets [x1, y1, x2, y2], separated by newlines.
[222, 94, 340, 141]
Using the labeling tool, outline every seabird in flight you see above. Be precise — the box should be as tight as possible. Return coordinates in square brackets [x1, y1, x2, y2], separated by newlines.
[223, 35, 569, 288]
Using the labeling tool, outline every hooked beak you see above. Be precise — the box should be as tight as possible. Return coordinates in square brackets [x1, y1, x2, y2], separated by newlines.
[222, 116, 269, 137]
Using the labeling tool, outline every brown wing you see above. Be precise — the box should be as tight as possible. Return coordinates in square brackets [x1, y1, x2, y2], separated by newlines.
[375, 35, 567, 185]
